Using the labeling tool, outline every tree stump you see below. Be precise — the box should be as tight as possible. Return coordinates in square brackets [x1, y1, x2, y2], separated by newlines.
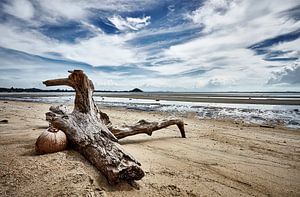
[43, 70, 185, 184]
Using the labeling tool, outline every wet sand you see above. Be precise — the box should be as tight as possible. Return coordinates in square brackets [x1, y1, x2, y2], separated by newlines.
[97, 93, 300, 105]
[0, 100, 299, 196]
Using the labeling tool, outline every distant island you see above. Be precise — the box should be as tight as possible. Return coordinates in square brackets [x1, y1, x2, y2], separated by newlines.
[0, 87, 143, 93]
[128, 88, 143, 92]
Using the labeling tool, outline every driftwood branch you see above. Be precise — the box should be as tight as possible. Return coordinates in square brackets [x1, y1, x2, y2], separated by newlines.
[42, 70, 186, 184]
[110, 118, 185, 139]
[43, 78, 72, 87]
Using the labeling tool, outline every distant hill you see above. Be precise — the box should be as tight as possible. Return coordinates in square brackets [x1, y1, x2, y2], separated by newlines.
[129, 88, 143, 92]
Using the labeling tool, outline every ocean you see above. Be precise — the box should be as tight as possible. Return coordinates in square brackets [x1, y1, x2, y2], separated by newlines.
[0, 92, 299, 129]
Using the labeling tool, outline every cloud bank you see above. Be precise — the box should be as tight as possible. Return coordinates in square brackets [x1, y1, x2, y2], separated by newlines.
[0, 0, 299, 91]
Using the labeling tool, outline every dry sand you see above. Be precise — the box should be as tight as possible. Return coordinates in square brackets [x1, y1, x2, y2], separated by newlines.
[0, 100, 299, 197]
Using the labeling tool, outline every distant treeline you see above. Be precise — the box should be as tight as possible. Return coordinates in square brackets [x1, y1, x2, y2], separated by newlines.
[0, 87, 143, 93]
[0, 87, 72, 92]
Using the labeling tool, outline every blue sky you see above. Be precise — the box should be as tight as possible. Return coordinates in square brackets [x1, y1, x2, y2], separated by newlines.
[0, 0, 299, 91]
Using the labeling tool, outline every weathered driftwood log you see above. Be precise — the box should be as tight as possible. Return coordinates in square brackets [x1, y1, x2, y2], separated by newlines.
[43, 70, 185, 184]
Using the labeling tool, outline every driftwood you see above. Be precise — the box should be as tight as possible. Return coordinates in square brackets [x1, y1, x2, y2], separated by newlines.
[43, 70, 185, 184]
[110, 119, 185, 139]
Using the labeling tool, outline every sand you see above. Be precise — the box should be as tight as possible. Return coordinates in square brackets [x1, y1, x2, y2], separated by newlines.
[0, 100, 299, 197]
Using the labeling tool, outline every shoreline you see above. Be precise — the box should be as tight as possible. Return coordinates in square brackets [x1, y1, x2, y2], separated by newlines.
[0, 100, 299, 196]
[1, 99, 298, 131]
[1, 93, 300, 129]
[100, 94, 300, 105]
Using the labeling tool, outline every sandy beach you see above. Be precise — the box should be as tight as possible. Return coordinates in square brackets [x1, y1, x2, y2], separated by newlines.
[0, 100, 299, 196]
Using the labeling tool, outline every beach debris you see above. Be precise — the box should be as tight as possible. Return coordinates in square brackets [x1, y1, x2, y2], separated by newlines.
[41, 70, 186, 185]
[35, 126, 67, 154]
[0, 119, 8, 124]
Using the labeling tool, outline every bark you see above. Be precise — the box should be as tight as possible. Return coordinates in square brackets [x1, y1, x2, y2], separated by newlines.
[43, 70, 185, 184]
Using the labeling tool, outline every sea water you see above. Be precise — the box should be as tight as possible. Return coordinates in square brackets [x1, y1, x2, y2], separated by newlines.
[0, 92, 299, 129]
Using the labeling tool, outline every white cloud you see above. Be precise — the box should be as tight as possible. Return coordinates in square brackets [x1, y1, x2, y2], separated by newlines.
[0, 1, 153, 66]
[3, 0, 34, 20]
[197, 76, 237, 88]
[146, 62, 192, 75]
[0, 20, 143, 66]
[37, 0, 88, 22]
[268, 62, 300, 85]
[2, 0, 158, 24]
[270, 38, 300, 54]
[33, 0, 157, 24]
[109, 15, 151, 31]
[187, 0, 299, 33]
[80, 21, 104, 34]
[187, 0, 233, 31]
[160, 0, 300, 90]
[56, 34, 141, 66]
[0, 23, 55, 54]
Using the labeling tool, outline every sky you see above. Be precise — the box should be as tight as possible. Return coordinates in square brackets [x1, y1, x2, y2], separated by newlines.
[0, 0, 299, 92]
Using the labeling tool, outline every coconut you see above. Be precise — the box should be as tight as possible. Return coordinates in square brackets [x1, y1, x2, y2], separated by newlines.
[35, 127, 67, 154]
